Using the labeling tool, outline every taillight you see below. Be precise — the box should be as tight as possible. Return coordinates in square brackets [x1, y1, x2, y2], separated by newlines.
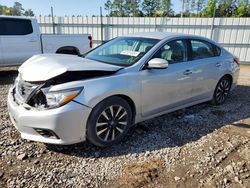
[88, 35, 92, 48]
[234, 57, 240, 66]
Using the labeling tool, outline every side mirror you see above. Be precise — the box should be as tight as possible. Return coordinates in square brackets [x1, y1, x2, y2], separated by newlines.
[147, 58, 169, 69]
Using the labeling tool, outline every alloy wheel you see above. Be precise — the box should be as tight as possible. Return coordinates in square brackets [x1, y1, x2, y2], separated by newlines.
[215, 78, 230, 104]
[96, 105, 128, 142]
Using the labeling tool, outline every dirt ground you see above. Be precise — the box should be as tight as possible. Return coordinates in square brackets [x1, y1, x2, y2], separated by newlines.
[0, 65, 249, 188]
[109, 65, 250, 188]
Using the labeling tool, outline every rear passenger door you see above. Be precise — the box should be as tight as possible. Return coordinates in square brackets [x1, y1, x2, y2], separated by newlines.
[188, 39, 222, 100]
[0, 18, 41, 66]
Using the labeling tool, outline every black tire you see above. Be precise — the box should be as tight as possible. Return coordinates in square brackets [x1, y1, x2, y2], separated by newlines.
[87, 96, 132, 147]
[212, 76, 231, 105]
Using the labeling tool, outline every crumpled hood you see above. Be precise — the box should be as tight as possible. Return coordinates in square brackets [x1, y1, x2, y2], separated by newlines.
[19, 54, 122, 82]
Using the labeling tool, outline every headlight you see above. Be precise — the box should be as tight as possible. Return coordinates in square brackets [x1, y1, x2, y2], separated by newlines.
[45, 87, 83, 109]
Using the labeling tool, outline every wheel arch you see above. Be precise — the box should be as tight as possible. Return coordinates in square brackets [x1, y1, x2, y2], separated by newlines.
[218, 74, 233, 91]
[89, 94, 137, 125]
[56, 46, 80, 55]
[223, 74, 233, 85]
[114, 94, 136, 124]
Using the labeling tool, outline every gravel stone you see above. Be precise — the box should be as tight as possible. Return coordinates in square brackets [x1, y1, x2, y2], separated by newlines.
[174, 176, 181, 181]
[0, 66, 250, 188]
[17, 153, 27, 160]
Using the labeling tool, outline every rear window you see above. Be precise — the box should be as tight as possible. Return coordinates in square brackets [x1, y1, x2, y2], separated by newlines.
[190, 39, 221, 60]
[0, 18, 33, 35]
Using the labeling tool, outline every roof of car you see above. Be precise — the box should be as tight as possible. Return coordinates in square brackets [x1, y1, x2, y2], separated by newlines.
[123, 32, 203, 40]
[0, 15, 35, 20]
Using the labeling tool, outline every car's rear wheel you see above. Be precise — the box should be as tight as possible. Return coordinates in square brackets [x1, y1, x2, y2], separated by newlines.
[87, 96, 132, 147]
[212, 76, 231, 105]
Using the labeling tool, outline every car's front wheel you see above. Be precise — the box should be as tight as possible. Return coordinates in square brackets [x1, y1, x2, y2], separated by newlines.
[87, 96, 132, 147]
[212, 76, 231, 105]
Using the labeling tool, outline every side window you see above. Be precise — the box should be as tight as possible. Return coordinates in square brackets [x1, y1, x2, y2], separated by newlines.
[0, 19, 4, 35]
[214, 46, 221, 56]
[137, 42, 154, 53]
[0, 18, 33, 35]
[191, 40, 219, 60]
[152, 40, 187, 64]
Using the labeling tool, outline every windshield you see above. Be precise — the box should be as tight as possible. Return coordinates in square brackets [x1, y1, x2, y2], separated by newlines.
[85, 37, 160, 67]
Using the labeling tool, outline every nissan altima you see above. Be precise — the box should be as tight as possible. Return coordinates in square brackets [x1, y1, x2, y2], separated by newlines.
[8, 32, 240, 147]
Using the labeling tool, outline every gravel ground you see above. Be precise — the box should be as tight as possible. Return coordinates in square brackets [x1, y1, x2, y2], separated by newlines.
[0, 65, 249, 188]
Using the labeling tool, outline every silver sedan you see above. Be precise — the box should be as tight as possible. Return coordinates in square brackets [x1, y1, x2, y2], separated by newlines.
[8, 32, 240, 147]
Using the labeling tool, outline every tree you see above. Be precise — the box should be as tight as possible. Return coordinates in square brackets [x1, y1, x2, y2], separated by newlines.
[12, 2, 24, 16]
[233, 0, 249, 17]
[0, 5, 13, 15]
[111, 0, 126, 16]
[190, 0, 197, 13]
[124, 0, 141, 16]
[189, 0, 206, 16]
[0, 2, 35, 16]
[142, 0, 161, 16]
[197, 0, 206, 14]
[215, 0, 237, 17]
[104, 0, 113, 15]
[161, 0, 174, 16]
[23, 9, 34, 16]
[105, 0, 250, 17]
[201, 0, 216, 17]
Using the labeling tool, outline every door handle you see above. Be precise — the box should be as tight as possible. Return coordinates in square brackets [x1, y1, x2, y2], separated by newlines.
[215, 62, 222, 67]
[183, 70, 193, 75]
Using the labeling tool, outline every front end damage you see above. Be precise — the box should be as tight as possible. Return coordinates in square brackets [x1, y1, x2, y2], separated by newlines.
[8, 69, 118, 144]
[12, 70, 117, 110]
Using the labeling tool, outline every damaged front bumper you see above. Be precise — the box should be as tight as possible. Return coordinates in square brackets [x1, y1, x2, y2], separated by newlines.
[8, 87, 92, 145]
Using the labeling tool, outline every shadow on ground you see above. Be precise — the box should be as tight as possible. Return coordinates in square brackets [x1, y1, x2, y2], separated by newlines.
[46, 84, 250, 158]
[1, 70, 249, 158]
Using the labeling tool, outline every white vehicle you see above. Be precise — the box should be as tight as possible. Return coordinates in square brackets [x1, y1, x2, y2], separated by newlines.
[0, 16, 92, 66]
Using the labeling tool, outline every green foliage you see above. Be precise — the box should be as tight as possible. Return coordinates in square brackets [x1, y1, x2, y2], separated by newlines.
[0, 5, 13, 15]
[200, 0, 249, 17]
[161, 0, 174, 16]
[216, 0, 238, 17]
[12, 2, 24, 16]
[23, 9, 35, 16]
[233, 0, 250, 17]
[104, 0, 113, 15]
[141, 0, 161, 16]
[110, 0, 126, 16]
[124, 0, 142, 16]
[104, 0, 250, 17]
[0, 1, 35, 16]
[201, 0, 216, 17]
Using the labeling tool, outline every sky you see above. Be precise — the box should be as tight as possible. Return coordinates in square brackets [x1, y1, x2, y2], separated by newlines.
[1, 0, 182, 16]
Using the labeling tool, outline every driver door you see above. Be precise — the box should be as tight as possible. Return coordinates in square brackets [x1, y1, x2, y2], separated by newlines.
[140, 39, 193, 117]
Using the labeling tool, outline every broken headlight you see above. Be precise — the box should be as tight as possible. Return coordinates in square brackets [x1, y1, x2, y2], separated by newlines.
[45, 87, 83, 109]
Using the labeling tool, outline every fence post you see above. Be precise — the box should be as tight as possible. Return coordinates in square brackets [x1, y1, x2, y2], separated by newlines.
[154, 16, 157, 31]
[51, 6, 56, 34]
[57, 16, 62, 34]
[100, 7, 104, 43]
[210, 3, 216, 39]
